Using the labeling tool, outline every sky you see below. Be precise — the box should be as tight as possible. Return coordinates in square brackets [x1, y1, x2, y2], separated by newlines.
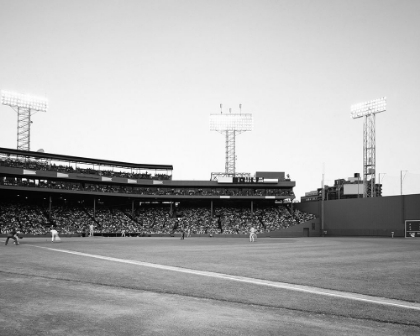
[1, 0, 420, 199]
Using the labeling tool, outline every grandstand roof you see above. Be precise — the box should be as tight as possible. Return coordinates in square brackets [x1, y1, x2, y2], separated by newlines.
[0, 147, 173, 171]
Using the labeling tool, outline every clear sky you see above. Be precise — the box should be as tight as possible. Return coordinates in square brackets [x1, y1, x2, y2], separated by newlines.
[1, 0, 420, 199]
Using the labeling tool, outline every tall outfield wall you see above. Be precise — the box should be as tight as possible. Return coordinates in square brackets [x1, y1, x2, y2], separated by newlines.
[295, 194, 420, 237]
[259, 218, 321, 238]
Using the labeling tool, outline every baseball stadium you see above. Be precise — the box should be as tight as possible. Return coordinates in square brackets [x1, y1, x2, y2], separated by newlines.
[2, 1, 420, 335]
[1, 143, 420, 335]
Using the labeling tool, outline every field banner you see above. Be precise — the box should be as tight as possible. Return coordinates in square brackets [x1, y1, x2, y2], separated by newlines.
[101, 177, 112, 181]
[23, 170, 36, 175]
[217, 177, 233, 183]
[264, 179, 278, 183]
[127, 179, 137, 183]
[57, 173, 69, 178]
[153, 180, 163, 184]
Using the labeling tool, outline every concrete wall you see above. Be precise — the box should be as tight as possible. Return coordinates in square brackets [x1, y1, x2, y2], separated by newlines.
[295, 194, 420, 237]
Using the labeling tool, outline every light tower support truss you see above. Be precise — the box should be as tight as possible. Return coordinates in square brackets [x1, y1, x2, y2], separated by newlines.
[1, 90, 48, 151]
[210, 108, 253, 178]
[225, 130, 236, 174]
[351, 97, 386, 197]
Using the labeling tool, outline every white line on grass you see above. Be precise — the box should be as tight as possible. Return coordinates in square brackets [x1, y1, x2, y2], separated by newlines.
[30, 244, 420, 312]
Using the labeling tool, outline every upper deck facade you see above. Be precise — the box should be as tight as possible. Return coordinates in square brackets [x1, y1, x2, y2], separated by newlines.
[0, 147, 295, 201]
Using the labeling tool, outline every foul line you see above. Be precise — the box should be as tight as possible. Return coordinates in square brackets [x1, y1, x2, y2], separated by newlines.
[29, 244, 420, 311]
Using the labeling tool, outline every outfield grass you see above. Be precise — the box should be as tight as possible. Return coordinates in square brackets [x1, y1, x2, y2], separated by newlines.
[1, 236, 419, 335]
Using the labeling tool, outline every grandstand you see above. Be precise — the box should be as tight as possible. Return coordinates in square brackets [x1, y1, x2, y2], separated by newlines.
[3, 145, 420, 238]
[0, 146, 316, 237]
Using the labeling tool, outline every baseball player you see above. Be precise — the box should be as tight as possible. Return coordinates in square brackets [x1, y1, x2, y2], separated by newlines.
[249, 227, 257, 242]
[50, 227, 60, 243]
[5, 228, 19, 246]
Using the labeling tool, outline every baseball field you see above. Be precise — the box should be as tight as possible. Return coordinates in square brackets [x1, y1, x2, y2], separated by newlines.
[1, 236, 419, 335]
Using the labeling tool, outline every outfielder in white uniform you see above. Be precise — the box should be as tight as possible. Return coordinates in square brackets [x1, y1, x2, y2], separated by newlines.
[50, 228, 60, 243]
[249, 227, 257, 242]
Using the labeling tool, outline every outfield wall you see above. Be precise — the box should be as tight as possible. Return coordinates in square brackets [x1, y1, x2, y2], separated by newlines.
[295, 194, 420, 237]
[258, 218, 321, 238]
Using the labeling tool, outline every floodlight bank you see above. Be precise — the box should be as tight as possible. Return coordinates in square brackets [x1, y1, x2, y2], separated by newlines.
[1, 90, 48, 112]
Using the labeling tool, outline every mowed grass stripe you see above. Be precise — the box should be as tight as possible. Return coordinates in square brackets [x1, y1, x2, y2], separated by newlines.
[30, 243, 420, 312]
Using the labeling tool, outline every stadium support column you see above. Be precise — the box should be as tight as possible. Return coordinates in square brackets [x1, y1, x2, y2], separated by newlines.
[93, 198, 96, 218]
[251, 201, 253, 216]
[132, 200, 134, 218]
[49, 195, 52, 218]
[211, 201, 214, 217]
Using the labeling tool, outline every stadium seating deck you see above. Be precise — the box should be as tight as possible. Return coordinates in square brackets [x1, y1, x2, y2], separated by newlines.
[0, 199, 315, 236]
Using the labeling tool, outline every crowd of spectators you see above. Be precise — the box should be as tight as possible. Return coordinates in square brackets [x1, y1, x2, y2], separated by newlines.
[85, 206, 139, 234]
[0, 157, 171, 180]
[0, 201, 50, 234]
[173, 207, 217, 235]
[217, 207, 256, 234]
[1, 199, 316, 236]
[131, 206, 178, 235]
[49, 204, 96, 234]
[98, 170, 169, 180]
[1, 177, 295, 198]
[172, 204, 315, 235]
[254, 206, 315, 231]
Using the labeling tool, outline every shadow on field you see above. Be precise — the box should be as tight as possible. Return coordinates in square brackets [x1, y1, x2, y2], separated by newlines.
[1, 272, 419, 336]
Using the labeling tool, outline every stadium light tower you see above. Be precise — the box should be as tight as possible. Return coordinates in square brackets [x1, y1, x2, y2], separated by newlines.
[210, 104, 253, 180]
[351, 97, 386, 198]
[1, 90, 48, 151]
